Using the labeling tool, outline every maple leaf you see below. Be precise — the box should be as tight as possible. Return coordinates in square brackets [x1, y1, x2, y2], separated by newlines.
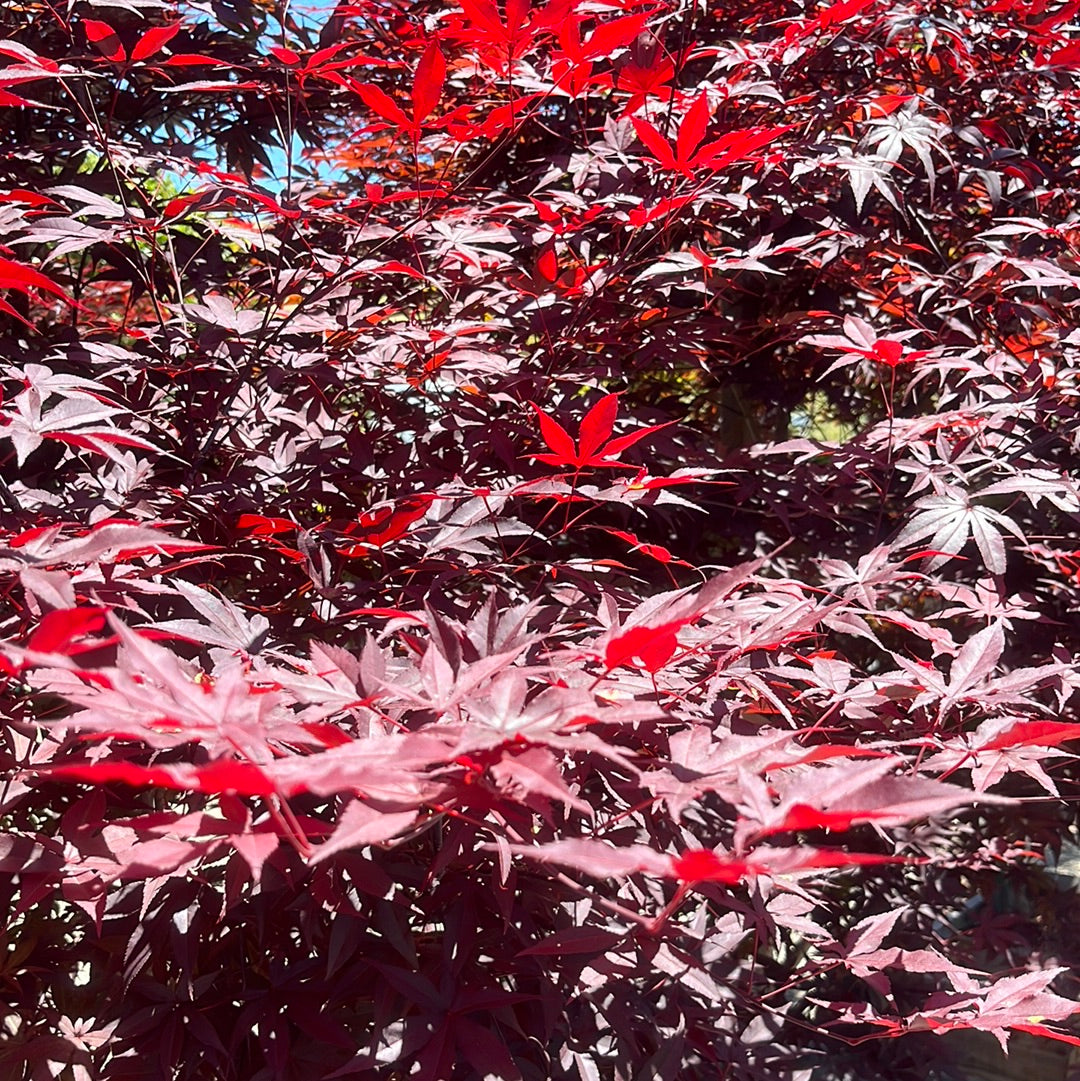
[336, 494, 435, 557]
[529, 393, 671, 471]
[904, 968, 1080, 1052]
[860, 103, 950, 197]
[893, 490, 1026, 575]
[504, 838, 910, 888]
[603, 619, 680, 671]
[633, 98, 791, 177]
[601, 527, 691, 567]
[448, 0, 558, 65]
[736, 758, 1008, 845]
[805, 315, 930, 373]
[616, 51, 675, 114]
[599, 555, 766, 672]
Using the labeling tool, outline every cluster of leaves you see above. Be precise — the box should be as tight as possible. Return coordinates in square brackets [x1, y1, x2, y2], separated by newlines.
[4, 0, 1080, 1077]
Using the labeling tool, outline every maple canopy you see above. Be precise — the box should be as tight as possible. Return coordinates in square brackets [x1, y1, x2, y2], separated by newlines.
[3, 0, 1080, 1078]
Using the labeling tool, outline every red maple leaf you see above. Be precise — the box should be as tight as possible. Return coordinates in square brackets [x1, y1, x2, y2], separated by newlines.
[529, 393, 671, 471]
[632, 95, 792, 177]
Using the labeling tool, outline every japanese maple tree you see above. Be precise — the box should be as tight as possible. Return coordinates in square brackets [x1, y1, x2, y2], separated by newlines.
[3, 0, 1080, 1078]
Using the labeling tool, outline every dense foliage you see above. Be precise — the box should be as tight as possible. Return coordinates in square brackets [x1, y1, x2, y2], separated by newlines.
[4, 0, 1080, 1077]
